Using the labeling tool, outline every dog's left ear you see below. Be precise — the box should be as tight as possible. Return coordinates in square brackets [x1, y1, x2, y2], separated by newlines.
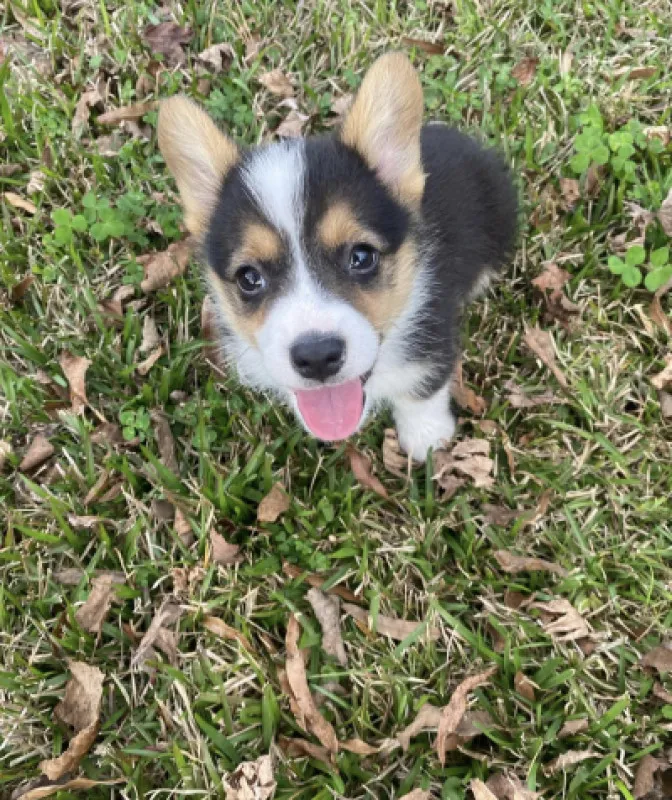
[340, 53, 425, 207]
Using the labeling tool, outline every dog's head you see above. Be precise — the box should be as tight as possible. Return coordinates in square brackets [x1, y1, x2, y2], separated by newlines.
[158, 53, 426, 441]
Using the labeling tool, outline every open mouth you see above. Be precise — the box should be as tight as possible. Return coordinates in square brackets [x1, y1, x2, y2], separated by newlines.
[294, 374, 370, 441]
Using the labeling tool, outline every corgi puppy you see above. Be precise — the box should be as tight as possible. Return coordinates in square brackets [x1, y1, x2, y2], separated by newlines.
[158, 53, 517, 460]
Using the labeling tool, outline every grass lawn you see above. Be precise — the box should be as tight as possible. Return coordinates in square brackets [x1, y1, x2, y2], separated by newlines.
[1, 0, 672, 798]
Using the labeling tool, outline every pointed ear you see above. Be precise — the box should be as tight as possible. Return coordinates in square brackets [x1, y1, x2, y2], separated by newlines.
[340, 53, 425, 207]
[158, 96, 238, 235]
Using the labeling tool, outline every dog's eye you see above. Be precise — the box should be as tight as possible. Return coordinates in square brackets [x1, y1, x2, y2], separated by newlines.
[349, 244, 379, 275]
[235, 266, 267, 298]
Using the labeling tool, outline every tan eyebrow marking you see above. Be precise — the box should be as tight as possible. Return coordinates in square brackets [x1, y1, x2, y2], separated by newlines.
[317, 201, 384, 250]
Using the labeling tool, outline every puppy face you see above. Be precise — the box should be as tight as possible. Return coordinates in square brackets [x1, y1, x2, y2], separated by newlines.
[158, 53, 427, 441]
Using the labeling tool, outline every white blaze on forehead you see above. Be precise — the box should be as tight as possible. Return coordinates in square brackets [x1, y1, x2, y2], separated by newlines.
[241, 140, 306, 251]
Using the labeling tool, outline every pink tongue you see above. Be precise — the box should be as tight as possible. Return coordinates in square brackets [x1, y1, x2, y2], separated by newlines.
[295, 379, 364, 441]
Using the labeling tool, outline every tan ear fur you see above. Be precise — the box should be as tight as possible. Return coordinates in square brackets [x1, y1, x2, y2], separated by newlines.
[158, 96, 238, 235]
[341, 53, 425, 207]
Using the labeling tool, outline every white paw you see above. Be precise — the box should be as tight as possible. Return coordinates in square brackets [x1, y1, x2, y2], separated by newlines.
[393, 388, 456, 462]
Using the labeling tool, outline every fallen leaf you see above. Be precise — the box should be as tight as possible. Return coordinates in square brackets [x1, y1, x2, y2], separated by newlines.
[72, 86, 103, 137]
[398, 791, 431, 800]
[382, 428, 408, 477]
[634, 754, 667, 799]
[640, 643, 672, 674]
[19, 434, 54, 471]
[434, 473, 466, 499]
[90, 422, 125, 446]
[203, 615, 253, 651]
[11, 273, 35, 302]
[15, 779, 124, 799]
[140, 316, 161, 353]
[97, 100, 158, 126]
[396, 704, 491, 752]
[174, 507, 193, 545]
[27, 169, 45, 194]
[139, 237, 193, 292]
[59, 352, 90, 415]
[150, 410, 178, 473]
[433, 438, 494, 490]
[659, 391, 672, 419]
[643, 126, 671, 147]
[197, 42, 234, 73]
[339, 738, 382, 755]
[494, 550, 567, 577]
[512, 56, 539, 86]
[258, 481, 290, 522]
[285, 614, 339, 752]
[131, 600, 183, 667]
[514, 671, 536, 702]
[210, 530, 242, 566]
[244, 32, 262, 61]
[523, 325, 568, 388]
[343, 603, 439, 642]
[142, 22, 192, 66]
[659, 187, 672, 236]
[485, 772, 541, 800]
[653, 682, 672, 703]
[651, 355, 672, 391]
[436, 667, 497, 764]
[452, 362, 488, 415]
[613, 65, 657, 80]
[279, 736, 334, 766]
[282, 562, 362, 604]
[650, 276, 672, 335]
[482, 505, 520, 526]
[503, 590, 529, 610]
[137, 345, 164, 375]
[532, 262, 580, 329]
[544, 749, 598, 775]
[531, 598, 591, 642]
[259, 68, 294, 98]
[4, 191, 37, 214]
[223, 754, 276, 800]
[559, 178, 580, 210]
[67, 514, 111, 530]
[504, 379, 566, 409]
[0, 440, 12, 471]
[532, 261, 571, 295]
[275, 109, 309, 138]
[54, 569, 125, 586]
[401, 36, 444, 54]
[307, 588, 347, 666]
[470, 779, 498, 800]
[585, 164, 604, 198]
[0, 163, 22, 177]
[346, 445, 389, 498]
[558, 718, 589, 738]
[39, 661, 104, 780]
[99, 284, 135, 318]
[75, 573, 124, 634]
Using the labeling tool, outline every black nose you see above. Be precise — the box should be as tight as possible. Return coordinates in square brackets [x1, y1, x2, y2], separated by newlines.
[290, 333, 346, 382]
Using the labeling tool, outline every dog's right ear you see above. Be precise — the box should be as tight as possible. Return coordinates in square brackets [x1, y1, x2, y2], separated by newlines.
[158, 96, 238, 236]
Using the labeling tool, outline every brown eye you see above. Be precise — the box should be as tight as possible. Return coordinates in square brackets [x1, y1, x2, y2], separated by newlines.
[349, 243, 379, 275]
[235, 266, 267, 298]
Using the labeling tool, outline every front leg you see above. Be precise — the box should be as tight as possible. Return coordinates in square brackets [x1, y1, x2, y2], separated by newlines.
[392, 382, 456, 462]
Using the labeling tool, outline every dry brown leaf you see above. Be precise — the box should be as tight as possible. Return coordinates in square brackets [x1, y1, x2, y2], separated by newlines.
[307, 588, 347, 666]
[72, 87, 103, 137]
[401, 35, 444, 54]
[258, 481, 290, 523]
[396, 703, 442, 751]
[11, 273, 35, 302]
[203, 615, 253, 651]
[382, 428, 408, 477]
[544, 749, 598, 775]
[259, 68, 294, 98]
[532, 598, 591, 642]
[140, 316, 161, 353]
[482, 505, 520, 526]
[613, 65, 657, 80]
[514, 671, 536, 702]
[0, 440, 12, 472]
[633, 754, 666, 799]
[339, 738, 382, 756]
[244, 32, 262, 61]
[139, 237, 193, 292]
[644, 126, 671, 146]
[16, 778, 124, 799]
[131, 600, 183, 667]
[53, 568, 125, 586]
[653, 682, 672, 703]
[59, 352, 90, 415]
[75, 573, 125, 634]
[0, 163, 22, 177]
[558, 718, 589, 738]
[275, 109, 309, 138]
[347, 445, 388, 498]
[511, 56, 539, 86]
[342, 603, 439, 642]
[27, 169, 45, 194]
[67, 514, 112, 530]
[137, 345, 164, 376]
[39, 661, 104, 780]
[470, 779, 498, 800]
[485, 772, 541, 800]
[532, 264, 580, 328]
[452, 362, 487, 415]
[433, 438, 494, 490]
[90, 422, 125, 446]
[174, 507, 193, 545]
[659, 187, 672, 237]
[504, 380, 566, 409]
[282, 562, 362, 604]
[142, 22, 192, 66]
[151, 410, 178, 473]
[436, 667, 497, 764]
[523, 325, 568, 388]
[640, 643, 672, 674]
[659, 391, 672, 419]
[651, 355, 672, 391]
[197, 42, 234, 73]
[210, 530, 242, 566]
[97, 100, 158, 126]
[223, 754, 276, 800]
[398, 791, 432, 800]
[279, 736, 334, 766]
[19, 434, 54, 471]
[650, 276, 672, 335]
[559, 177, 580, 211]
[532, 262, 571, 295]
[285, 614, 339, 752]
[503, 590, 529, 610]
[494, 550, 567, 577]
[100, 284, 135, 318]
[4, 191, 37, 214]
[434, 474, 466, 500]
